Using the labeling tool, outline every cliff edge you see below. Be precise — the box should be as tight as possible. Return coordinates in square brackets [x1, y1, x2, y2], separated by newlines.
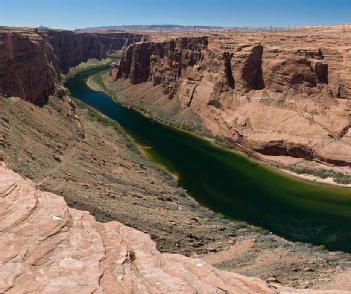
[0, 27, 143, 105]
[0, 162, 349, 293]
[110, 29, 351, 169]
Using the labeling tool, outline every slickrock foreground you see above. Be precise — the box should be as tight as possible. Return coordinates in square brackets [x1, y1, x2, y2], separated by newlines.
[0, 162, 348, 294]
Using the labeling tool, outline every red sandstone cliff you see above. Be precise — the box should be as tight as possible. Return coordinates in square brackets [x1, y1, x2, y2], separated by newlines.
[0, 28, 60, 105]
[111, 36, 208, 98]
[0, 27, 143, 104]
[111, 29, 351, 167]
[112, 37, 331, 98]
[41, 30, 143, 73]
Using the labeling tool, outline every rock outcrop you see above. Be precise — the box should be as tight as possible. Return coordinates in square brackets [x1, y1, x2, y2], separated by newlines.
[0, 27, 143, 104]
[262, 48, 327, 92]
[0, 28, 60, 105]
[232, 44, 265, 92]
[110, 37, 208, 98]
[112, 38, 330, 96]
[1, 162, 350, 294]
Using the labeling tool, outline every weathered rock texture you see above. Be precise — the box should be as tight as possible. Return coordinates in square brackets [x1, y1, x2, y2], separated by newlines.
[1, 163, 349, 294]
[0, 27, 142, 104]
[110, 36, 208, 98]
[0, 28, 60, 105]
[42, 30, 143, 73]
[111, 27, 351, 167]
[111, 37, 330, 98]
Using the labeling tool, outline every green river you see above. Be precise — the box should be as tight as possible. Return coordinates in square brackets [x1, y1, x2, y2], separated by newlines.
[65, 65, 351, 252]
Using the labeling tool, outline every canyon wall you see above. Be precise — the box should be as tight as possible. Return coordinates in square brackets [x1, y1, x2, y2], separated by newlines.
[112, 37, 332, 98]
[111, 30, 351, 167]
[0, 27, 143, 104]
[42, 30, 143, 73]
[111, 36, 208, 98]
[0, 28, 60, 105]
[2, 25, 351, 165]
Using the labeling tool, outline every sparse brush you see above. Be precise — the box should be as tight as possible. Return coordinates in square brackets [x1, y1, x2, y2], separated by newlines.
[288, 166, 351, 184]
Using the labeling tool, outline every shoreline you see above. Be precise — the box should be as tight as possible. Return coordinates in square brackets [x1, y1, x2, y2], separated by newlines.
[280, 168, 351, 188]
[86, 73, 182, 181]
[87, 72, 351, 190]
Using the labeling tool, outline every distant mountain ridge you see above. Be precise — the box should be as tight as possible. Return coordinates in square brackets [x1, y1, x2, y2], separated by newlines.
[76, 24, 225, 31]
[75, 24, 294, 32]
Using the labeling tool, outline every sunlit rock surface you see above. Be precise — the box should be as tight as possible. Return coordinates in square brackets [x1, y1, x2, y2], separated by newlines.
[0, 27, 142, 104]
[0, 162, 349, 293]
[111, 26, 351, 167]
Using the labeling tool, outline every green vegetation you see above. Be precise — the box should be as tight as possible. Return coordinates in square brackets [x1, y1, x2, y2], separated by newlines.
[72, 97, 139, 153]
[73, 98, 114, 126]
[101, 74, 207, 129]
[288, 166, 351, 185]
[62, 57, 117, 83]
[86, 71, 110, 92]
[66, 59, 351, 188]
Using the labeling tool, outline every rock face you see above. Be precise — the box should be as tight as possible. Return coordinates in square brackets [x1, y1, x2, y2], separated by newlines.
[0, 27, 143, 104]
[111, 28, 351, 167]
[112, 38, 329, 97]
[42, 30, 143, 73]
[231, 44, 265, 92]
[0, 28, 60, 105]
[1, 162, 349, 294]
[110, 37, 208, 98]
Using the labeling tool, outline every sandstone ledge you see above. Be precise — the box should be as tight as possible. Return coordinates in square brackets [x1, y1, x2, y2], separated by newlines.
[0, 162, 350, 293]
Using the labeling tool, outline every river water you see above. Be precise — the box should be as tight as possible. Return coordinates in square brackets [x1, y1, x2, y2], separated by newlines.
[65, 65, 351, 252]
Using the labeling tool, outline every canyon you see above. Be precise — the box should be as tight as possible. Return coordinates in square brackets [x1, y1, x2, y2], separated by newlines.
[110, 26, 351, 178]
[0, 27, 143, 104]
[1, 25, 351, 292]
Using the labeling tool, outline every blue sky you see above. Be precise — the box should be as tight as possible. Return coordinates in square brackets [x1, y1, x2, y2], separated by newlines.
[1, 0, 351, 29]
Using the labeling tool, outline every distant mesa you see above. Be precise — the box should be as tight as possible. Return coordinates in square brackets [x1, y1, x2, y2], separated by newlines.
[76, 24, 225, 32]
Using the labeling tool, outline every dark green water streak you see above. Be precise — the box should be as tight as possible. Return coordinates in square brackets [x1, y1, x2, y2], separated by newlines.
[65, 66, 351, 252]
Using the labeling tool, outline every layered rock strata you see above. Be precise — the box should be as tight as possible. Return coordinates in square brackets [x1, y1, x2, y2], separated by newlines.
[1, 163, 350, 294]
[0, 28, 60, 105]
[111, 29, 351, 167]
[42, 30, 143, 73]
[0, 27, 143, 104]
[111, 37, 331, 98]
[2, 94, 350, 289]
[110, 36, 208, 98]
